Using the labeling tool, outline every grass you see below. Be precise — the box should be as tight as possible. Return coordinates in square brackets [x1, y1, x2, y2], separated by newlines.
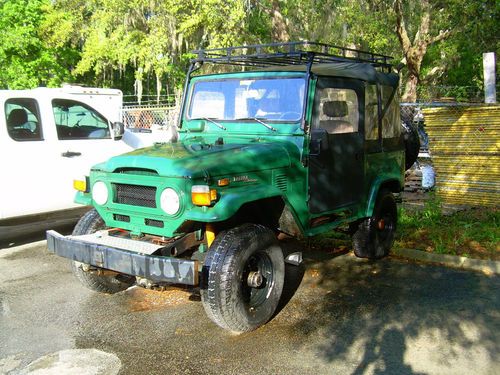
[307, 193, 500, 261]
[395, 194, 500, 261]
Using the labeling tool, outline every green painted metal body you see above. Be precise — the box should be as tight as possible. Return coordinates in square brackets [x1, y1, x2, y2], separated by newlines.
[77, 69, 404, 239]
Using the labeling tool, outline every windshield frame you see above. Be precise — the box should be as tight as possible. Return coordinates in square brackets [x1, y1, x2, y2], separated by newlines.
[184, 74, 307, 124]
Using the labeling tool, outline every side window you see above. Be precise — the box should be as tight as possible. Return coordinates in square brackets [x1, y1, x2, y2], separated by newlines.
[381, 86, 401, 138]
[5, 98, 43, 142]
[317, 88, 359, 134]
[52, 99, 110, 140]
[365, 84, 378, 140]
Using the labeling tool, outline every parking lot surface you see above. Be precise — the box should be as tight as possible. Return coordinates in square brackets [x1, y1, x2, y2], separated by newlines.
[1, 239, 499, 375]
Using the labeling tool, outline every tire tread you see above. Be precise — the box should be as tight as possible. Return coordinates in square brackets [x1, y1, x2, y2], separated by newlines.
[71, 209, 134, 294]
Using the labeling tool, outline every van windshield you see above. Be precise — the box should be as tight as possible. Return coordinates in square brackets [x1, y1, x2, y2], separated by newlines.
[187, 77, 305, 122]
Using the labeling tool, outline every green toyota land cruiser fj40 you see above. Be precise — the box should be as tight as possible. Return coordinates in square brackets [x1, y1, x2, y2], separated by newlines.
[47, 42, 417, 333]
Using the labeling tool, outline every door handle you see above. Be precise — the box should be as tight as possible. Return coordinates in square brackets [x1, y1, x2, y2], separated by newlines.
[61, 151, 82, 158]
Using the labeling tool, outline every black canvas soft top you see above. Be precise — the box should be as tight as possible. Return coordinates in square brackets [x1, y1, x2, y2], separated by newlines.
[258, 62, 399, 87]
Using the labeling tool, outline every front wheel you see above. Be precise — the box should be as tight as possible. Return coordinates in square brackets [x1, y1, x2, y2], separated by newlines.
[352, 190, 397, 259]
[201, 224, 285, 333]
[71, 209, 135, 294]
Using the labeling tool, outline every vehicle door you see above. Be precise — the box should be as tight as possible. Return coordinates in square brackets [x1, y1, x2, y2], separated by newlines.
[0, 97, 57, 219]
[308, 78, 364, 213]
[51, 98, 132, 207]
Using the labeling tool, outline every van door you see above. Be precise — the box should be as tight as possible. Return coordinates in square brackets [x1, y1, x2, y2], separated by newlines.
[308, 78, 364, 214]
[0, 97, 57, 219]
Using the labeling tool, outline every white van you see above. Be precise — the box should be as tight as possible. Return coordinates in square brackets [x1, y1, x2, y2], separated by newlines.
[0, 86, 135, 239]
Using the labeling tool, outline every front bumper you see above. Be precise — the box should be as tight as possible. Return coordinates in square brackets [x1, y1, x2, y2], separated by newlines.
[46, 230, 198, 285]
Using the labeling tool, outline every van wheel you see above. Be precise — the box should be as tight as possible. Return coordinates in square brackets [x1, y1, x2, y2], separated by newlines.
[71, 209, 134, 294]
[201, 224, 285, 333]
[352, 190, 397, 259]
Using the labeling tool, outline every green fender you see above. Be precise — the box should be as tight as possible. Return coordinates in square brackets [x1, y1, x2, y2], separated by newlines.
[365, 177, 403, 217]
[184, 185, 284, 222]
[75, 191, 92, 206]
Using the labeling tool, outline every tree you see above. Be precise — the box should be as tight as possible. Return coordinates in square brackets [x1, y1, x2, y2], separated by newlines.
[0, 0, 77, 89]
[43, 0, 254, 102]
[421, 0, 499, 100]
[394, 0, 451, 102]
[3, 0, 494, 103]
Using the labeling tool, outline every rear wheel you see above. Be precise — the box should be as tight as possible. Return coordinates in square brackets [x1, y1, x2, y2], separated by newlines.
[201, 224, 285, 333]
[352, 190, 397, 259]
[71, 209, 134, 294]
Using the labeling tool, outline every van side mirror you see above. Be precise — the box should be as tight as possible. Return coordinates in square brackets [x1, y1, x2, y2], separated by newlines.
[310, 128, 329, 155]
[112, 122, 125, 139]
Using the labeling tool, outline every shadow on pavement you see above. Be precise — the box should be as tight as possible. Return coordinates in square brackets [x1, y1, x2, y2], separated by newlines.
[282, 252, 500, 374]
[0, 224, 74, 250]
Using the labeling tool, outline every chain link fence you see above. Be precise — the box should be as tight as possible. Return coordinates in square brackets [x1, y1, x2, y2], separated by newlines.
[401, 102, 499, 208]
[123, 94, 179, 107]
[122, 104, 180, 129]
[416, 84, 500, 104]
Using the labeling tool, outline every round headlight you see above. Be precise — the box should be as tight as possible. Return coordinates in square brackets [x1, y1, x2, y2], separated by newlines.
[160, 188, 180, 215]
[92, 181, 109, 205]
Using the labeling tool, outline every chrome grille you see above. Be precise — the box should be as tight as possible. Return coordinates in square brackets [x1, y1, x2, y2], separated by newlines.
[113, 184, 157, 208]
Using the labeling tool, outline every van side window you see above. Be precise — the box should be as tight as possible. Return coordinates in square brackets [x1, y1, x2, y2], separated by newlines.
[365, 84, 378, 140]
[52, 99, 110, 140]
[317, 88, 359, 134]
[5, 98, 43, 142]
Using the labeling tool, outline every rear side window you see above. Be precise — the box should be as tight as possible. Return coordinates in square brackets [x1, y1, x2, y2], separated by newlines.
[52, 99, 110, 140]
[381, 86, 401, 138]
[364, 85, 378, 140]
[5, 98, 43, 142]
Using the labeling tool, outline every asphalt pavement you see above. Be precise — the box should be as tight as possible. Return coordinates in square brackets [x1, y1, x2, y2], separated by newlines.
[1, 238, 499, 375]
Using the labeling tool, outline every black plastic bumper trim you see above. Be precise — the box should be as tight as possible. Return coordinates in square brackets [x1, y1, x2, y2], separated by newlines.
[46, 230, 198, 285]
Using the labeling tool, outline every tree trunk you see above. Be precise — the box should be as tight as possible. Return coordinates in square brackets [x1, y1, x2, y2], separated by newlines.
[271, 1, 289, 41]
[255, 0, 290, 42]
[394, 0, 451, 102]
[403, 72, 419, 103]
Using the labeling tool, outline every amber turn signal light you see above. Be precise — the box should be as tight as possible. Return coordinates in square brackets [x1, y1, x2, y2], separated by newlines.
[217, 178, 230, 187]
[192, 185, 217, 206]
[73, 177, 88, 192]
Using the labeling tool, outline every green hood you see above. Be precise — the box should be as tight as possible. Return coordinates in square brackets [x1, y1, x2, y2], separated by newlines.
[100, 139, 295, 179]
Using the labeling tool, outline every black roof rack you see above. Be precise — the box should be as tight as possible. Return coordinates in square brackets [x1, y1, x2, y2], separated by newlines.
[192, 41, 393, 72]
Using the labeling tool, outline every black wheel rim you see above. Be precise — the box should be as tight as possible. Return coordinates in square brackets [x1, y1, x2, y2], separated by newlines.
[376, 198, 397, 246]
[241, 251, 274, 310]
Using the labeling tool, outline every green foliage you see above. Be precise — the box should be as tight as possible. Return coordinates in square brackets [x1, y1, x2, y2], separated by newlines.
[1, 0, 496, 102]
[40, 0, 252, 98]
[0, 0, 78, 89]
[421, 0, 499, 99]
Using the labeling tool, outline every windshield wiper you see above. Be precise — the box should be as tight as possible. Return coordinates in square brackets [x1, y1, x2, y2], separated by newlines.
[202, 117, 226, 130]
[235, 117, 277, 132]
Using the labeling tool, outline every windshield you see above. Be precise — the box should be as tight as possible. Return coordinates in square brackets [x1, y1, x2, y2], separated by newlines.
[187, 77, 305, 122]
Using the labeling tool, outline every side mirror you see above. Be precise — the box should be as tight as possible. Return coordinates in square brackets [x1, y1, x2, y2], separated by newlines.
[112, 121, 125, 139]
[310, 128, 329, 155]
